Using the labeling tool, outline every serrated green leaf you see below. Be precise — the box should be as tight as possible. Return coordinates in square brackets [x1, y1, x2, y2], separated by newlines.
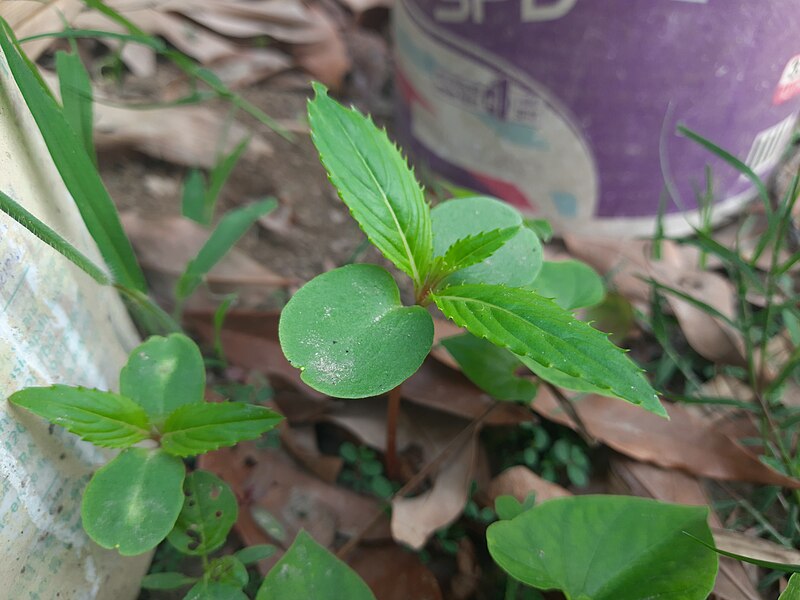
[235, 544, 277, 565]
[308, 82, 432, 287]
[160, 402, 282, 457]
[279, 264, 433, 398]
[528, 260, 605, 310]
[9, 385, 150, 448]
[0, 19, 146, 292]
[441, 334, 538, 402]
[141, 572, 196, 590]
[432, 197, 542, 287]
[176, 198, 277, 301]
[256, 531, 376, 600]
[780, 574, 800, 599]
[82, 448, 185, 556]
[181, 168, 207, 223]
[168, 471, 238, 556]
[431, 285, 665, 417]
[120, 334, 205, 423]
[55, 49, 96, 164]
[487, 496, 717, 600]
[440, 226, 520, 275]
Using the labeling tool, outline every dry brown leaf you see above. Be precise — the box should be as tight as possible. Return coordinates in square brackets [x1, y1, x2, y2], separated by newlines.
[337, 0, 394, 16]
[487, 465, 571, 504]
[185, 309, 329, 402]
[199, 444, 391, 560]
[392, 432, 478, 550]
[565, 235, 747, 367]
[94, 104, 272, 168]
[2, 0, 84, 60]
[350, 545, 443, 600]
[449, 538, 480, 600]
[280, 423, 343, 483]
[291, 6, 350, 89]
[122, 213, 291, 309]
[325, 400, 480, 550]
[713, 529, 800, 569]
[657, 269, 746, 367]
[404, 359, 533, 426]
[532, 388, 800, 488]
[609, 459, 761, 600]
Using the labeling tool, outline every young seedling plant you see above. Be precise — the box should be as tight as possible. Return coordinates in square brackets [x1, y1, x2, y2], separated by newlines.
[279, 83, 666, 476]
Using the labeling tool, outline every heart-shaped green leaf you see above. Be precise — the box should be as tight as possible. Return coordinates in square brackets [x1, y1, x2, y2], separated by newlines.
[82, 448, 185, 555]
[120, 334, 205, 423]
[487, 496, 718, 600]
[168, 470, 238, 556]
[9, 385, 150, 448]
[528, 260, 605, 310]
[160, 402, 282, 457]
[279, 264, 433, 398]
[432, 197, 542, 287]
[256, 531, 376, 600]
[308, 83, 432, 288]
[431, 285, 665, 416]
[441, 334, 538, 402]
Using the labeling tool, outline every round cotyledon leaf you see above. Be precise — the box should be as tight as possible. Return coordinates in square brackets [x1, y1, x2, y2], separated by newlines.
[82, 448, 185, 556]
[279, 264, 433, 398]
[432, 196, 542, 287]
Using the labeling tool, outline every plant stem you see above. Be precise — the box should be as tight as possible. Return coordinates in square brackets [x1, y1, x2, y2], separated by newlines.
[338, 402, 499, 560]
[385, 385, 403, 480]
[504, 577, 520, 600]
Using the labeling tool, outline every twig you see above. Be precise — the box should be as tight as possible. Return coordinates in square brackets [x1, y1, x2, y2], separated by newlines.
[338, 401, 500, 560]
[385, 385, 403, 480]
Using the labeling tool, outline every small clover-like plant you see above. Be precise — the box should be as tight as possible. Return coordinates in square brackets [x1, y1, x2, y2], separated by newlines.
[279, 83, 666, 417]
[8, 333, 282, 556]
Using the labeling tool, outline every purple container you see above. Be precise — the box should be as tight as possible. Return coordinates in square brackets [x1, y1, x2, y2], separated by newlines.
[394, 0, 800, 236]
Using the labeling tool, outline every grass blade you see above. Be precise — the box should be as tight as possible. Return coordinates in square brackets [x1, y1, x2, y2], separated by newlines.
[0, 189, 111, 285]
[0, 18, 146, 291]
[55, 49, 97, 164]
[176, 198, 277, 301]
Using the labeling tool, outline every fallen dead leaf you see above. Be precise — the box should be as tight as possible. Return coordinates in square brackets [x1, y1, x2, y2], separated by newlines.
[565, 235, 747, 366]
[122, 213, 292, 309]
[2, 0, 84, 60]
[291, 6, 350, 89]
[713, 528, 800, 569]
[325, 399, 481, 550]
[392, 431, 478, 550]
[487, 465, 571, 504]
[350, 545, 443, 600]
[199, 443, 391, 563]
[532, 388, 800, 488]
[280, 422, 343, 484]
[94, 105, 273, 168]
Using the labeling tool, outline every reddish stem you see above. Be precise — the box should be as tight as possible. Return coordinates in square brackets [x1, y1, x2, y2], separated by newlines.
[385, 384, 403, 480]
